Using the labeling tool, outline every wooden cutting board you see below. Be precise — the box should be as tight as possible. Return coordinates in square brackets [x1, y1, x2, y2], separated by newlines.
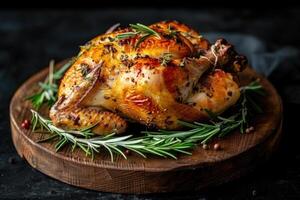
[10, 61, 283, 194]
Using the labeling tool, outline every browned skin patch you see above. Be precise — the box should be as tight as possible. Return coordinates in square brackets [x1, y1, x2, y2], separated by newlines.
[162, 65, 186, 97]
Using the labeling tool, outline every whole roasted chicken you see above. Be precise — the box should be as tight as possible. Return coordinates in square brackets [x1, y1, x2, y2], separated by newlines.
[50, 21, 247, 135]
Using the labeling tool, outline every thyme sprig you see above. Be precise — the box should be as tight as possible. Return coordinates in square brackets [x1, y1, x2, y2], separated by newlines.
[30, 80, 264, 161]
[116, 23, 160, 48]
[27, 59, 73, 109]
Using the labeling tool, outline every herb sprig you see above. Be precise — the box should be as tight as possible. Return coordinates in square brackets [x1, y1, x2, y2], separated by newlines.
[116, 23, 160, 48]
[27, 59, 74, 109]
[30, 80, 264, 161]
[31, 109, 194, 161]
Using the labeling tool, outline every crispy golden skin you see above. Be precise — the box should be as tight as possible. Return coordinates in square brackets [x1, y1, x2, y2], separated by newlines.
[50, 21, 247, 135]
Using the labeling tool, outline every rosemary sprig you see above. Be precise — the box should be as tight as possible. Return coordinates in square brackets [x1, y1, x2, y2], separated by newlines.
[239, 80, 265, 132]
[29, 80, 264, 161]
[30, 109, 194, 161]
[130, 23, 160, 38]
[27, 59, 74, 109]
[116, 23, 160, 48]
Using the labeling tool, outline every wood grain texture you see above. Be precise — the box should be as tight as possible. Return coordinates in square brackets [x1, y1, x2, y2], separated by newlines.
[10, 60, 283, 194]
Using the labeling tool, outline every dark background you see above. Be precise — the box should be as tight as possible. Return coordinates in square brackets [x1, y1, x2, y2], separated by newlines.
[1, 6, 300, 199]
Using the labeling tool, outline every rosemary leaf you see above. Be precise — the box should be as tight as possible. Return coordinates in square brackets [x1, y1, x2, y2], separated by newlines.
[116, 23, 161, 48]
[134, 34, 149, 49]
[129, 23, 160, 38]
[115, 32, 137, 40]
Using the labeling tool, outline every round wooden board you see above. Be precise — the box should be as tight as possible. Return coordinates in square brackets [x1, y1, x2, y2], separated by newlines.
[10, 61, 283, 194]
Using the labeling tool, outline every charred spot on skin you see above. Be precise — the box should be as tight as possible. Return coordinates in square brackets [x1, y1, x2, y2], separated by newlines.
[192, 86, 199, 93]
[162, 31, 178, 40]
[74, 116, 80, 126]
[98, 75, 107, 83]
[80, 63, 92, 78]
[164, 116, 174, 125]
[206, 92, 213, 98]
[139, 73, 145, 78]
[227, 91, 233, 96]
[103, 44, 117, 55]
[175, 96, 183, 103]
[175, 86, 183, 101]
[100, 37, 106, 42]
[110, 65, 116, 71]
[123, 59, 134, 68]
[57, 95, 66, 104]
[69, 114, 80, 126]
[118, 36, 136, 46]
[135, 53, 148, 59]
[74, 85, 81, 92]
[175, 36, 184, 45]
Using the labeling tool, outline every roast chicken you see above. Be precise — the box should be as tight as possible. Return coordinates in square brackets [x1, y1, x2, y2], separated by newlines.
[50, 21, 248, 135]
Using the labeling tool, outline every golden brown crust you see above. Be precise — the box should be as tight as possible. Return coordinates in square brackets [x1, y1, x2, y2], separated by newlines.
[51, 21, 247, 134]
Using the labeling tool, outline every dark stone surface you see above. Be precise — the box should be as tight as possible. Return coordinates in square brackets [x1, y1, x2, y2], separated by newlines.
[1, 9, 300, 199]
